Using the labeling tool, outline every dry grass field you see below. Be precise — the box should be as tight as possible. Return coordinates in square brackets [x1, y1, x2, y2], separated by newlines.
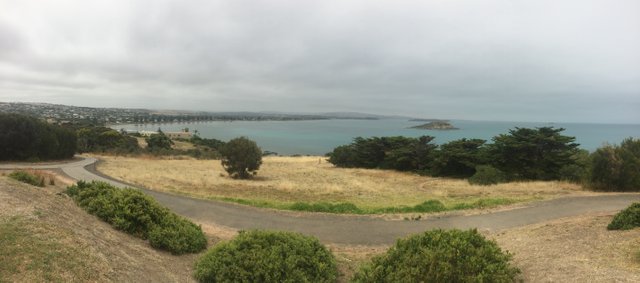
[95, 155, 591, 212]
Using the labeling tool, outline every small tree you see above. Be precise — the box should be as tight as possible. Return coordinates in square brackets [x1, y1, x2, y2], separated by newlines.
[221, 137, 262, 179]
[146, 132, 173, 150]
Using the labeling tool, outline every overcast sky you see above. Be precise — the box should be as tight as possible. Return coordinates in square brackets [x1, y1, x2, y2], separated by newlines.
[0, 0, 638, 123]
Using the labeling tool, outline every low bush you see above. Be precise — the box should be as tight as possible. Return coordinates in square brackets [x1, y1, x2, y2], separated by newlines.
[468, 165, 507, 185]
[8, 170, 44, 187]
[608, 203, 640, 230]
[194, 230, 337, 283]
[148, 214, 208, 253]
[379, 200, 447, 214]
[352, 229, 520, 283]
[451, 198, 518, 210]
[290, 202, 362, 214]
[65, 181, 206, 254]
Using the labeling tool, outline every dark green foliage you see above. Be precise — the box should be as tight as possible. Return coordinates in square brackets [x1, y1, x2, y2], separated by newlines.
[352, 229, 520, 283]
[145, 132, 174, 151]
[8, 171, 44, 187]
[77, 126, 139, 153]
[589, 138, 640, 191]
[488, 127, 579, 180]
[0, 113, 77, 161]
[468, 165, 507, 185]
[194, 230, 338, 283]
[220, 137, 263, 179]
[556, 149, 590, 183]
[148, 213, 208, 254]
[432, 138, 487, 178]
[190, 135, 226, 150]
[327, 136, 437, 173]
[608, 203, 640, 230]
[65, 181, 206, 254]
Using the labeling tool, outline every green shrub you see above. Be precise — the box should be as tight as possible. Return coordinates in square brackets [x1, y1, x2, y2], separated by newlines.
[148, 214, 208, 254]
[468, 165, 507, 185]
[352, 229, 520, 283]
[413, 199, 446, 212]
[8, 171, 44, 187]
[65, 181, 206, 254]
[194, 230, 338, 283]
[290, 202, 362, 214]
[608, 203, 640, 230]
[589, 138, 640, 191]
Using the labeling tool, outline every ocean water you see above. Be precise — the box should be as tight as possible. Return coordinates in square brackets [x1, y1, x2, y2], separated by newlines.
[116, 119, 640, 155]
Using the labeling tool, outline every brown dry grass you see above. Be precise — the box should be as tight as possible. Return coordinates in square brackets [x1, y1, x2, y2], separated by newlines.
[95, 155, 590, 210]
[492, 212, 640, 282]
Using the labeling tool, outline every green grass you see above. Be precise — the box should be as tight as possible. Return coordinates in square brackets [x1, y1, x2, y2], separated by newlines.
[209, 196, 523, 215]
[0, 216, 100, 283]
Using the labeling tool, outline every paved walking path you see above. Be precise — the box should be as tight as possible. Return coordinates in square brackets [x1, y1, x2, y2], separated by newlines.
[3, 157, 638, 245]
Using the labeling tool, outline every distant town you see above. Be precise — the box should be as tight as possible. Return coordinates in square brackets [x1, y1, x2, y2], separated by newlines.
[0, 102, 380, 126]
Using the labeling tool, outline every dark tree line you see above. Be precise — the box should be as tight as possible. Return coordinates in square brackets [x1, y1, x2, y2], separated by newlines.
[0, 114, 77, 161]
[77, 127, 140, 153]
[328, 127, 583, 183]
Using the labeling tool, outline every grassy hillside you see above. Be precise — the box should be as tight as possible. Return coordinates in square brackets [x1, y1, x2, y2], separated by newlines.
[0, 175, 209, 282]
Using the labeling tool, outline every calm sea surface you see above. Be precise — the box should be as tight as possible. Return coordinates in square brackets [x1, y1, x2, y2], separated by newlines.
[116, 119, 640, 155]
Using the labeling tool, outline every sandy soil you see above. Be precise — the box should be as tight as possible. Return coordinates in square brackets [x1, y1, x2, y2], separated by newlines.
[491, 212, 640, 282]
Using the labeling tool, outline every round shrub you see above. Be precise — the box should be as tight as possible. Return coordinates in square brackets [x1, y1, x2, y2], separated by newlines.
[149, 214, 208, 255]
[352, 229, 520, 283]
[194, 230, 337, 283]
[608, 203, 640, 230]
[468, 165, 507, 185]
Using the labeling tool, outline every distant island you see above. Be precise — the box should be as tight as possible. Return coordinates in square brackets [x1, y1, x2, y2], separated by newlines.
[409, 121, 459, 130]
[408, 118, 449, 122]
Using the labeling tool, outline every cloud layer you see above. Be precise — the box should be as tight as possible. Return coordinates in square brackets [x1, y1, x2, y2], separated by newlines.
[1, 0, 639, 123]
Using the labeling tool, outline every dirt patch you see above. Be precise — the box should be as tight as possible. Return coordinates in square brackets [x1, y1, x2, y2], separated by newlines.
[491, 212, 640, 282]
[0, 176, 223, 282]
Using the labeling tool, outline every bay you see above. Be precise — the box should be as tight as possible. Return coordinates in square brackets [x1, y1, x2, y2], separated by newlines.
[116, 119, 640, 155]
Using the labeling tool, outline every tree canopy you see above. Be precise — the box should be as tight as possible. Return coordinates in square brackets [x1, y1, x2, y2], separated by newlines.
[0, 113, 76, 161]
[488, 127, 580, 180]
[220, 137, 262, 179]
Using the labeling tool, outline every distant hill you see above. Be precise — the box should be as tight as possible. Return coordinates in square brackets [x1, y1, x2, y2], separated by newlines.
[0, 102, 420, 125]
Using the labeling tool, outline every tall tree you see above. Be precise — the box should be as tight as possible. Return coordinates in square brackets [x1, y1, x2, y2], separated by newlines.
[488, 127, 579, 180]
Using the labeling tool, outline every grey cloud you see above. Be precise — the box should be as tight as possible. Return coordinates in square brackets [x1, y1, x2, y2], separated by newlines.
[0, 0, 638, 123]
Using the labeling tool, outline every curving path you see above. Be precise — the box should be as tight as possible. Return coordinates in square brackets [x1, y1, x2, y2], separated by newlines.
[2, 157, 639, 245]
